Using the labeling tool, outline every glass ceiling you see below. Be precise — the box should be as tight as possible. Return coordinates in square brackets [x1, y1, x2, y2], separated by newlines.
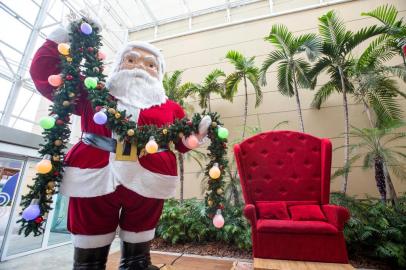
[0, 0, 333, 135]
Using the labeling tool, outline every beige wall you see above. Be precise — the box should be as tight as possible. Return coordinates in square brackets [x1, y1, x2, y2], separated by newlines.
[130, 0, 406, 200]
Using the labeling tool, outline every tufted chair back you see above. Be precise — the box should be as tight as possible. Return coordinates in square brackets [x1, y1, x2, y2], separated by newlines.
[234, 131, 332, 205]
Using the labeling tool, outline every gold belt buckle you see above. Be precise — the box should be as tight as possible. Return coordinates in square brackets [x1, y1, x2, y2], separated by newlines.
[115, 140, 138, 161]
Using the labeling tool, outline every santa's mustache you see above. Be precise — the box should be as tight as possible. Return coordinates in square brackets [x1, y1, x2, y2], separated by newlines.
[108, 68, 157, 84]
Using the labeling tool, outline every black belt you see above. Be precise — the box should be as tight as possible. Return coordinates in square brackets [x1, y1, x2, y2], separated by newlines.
[81, 132, 168, 154]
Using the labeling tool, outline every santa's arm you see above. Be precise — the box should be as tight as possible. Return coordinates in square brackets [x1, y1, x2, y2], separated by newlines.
[30, 39, 86, 115]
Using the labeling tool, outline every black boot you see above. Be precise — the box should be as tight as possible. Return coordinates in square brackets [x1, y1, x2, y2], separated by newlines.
[119, 241, 159, 270]
[73, 244, 111, 270]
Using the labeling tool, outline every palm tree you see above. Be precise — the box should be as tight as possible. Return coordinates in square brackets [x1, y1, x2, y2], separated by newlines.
[362, 4, 406, 68]
[224, 51, 262, 139]
[345, 121, 406, 203]
[188, 69, 226, 113]
[310, 10, 384, 193]
[260, 24, 321, 132]
[163, 70, 195, 203]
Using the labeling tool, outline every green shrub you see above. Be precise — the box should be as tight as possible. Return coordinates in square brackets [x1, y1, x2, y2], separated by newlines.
[156, 199, 252, 250]
[331, 193, 406, 268]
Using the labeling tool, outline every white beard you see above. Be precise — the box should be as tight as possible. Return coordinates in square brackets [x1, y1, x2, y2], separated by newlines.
[106, 69, 167, 122]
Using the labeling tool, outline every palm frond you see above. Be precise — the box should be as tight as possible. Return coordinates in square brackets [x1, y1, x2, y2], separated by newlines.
[247, 72, 263, 107]
[276, 61, 294, 96]
[311, 81, 336, 109]
[224, 72, 243, 101]
[265, 24, 293, 56]
[361, 4, 399, 27]
[260, 50, 286, 85]
[225, 50, 246, 71]
[295, 33, 322, 61]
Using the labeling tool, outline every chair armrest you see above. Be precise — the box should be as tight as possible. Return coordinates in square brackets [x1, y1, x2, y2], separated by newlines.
[243, 204, 257, 226]
[322, 204, 350, 231]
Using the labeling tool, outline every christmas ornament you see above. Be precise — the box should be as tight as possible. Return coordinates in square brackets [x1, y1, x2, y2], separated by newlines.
[186, 134, 199, 149]
[98, 51, 106, 60]
[127, 129, 135, 136]
[36, 155, 52, 174]
[208, 200, 213, 207]
[87, 47, 94, 52]
[213, 209, 225, 229]
[217, 126, 229, 139]
[52, 155, 60, 161]
[22, 199, 41, 221]
[80, 22, 92, 35]
[93, 109, 108, 125]
[114, 112, 121, 119]
[216, 188, 223, 195]
[68, 92, 75, 98]
[54, 139, 63, 146]
[162, 129, 168, 135]
[209, 163, 221, 179]
[35, 216, 44, 224]
[403, 44, 406, 56]
[47, 181, 56, 189]
[56, 119, 64, 126]
[84, 77, 98, 89]
[66, 74, 73, 80]
[62, 101, 70, 107]
[108, 108, 116, 114]
[145, 136, 159, 154]
[39, 115, 57, 129]
[57, 43, 70, 55]
[66, 57, 73, 62]
[48, 74, 62, 87]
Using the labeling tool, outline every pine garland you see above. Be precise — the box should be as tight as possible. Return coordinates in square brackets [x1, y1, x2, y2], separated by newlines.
[18, 20, 228, 236]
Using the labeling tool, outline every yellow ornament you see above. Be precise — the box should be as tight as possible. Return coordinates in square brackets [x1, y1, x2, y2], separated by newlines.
[68, 92, 75, 98]
[209, 163, 221, 179]
[211, 122, 217, 128]
[127, 129, 135, 136]
[115, 112, 121, 119]
[36, 155, 52, 174]
[208, 200, 213, 207]
[57, 43, 70, 56]
[145, 137, 159, 154]
[216, 188, 223, 195]
[46, 189, 54, 195]
[108, 108, 116, 114]
[66, 57, 73, 62]
[62, 101, 70, 107]
[178, 132, 184, 139]
[162, 129, 168, 135]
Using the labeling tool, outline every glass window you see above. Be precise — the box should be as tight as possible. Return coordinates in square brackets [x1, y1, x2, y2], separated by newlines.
[6, 158, 45, 256]
[0, 78, 12, 112]
[47, 195, 70, 246]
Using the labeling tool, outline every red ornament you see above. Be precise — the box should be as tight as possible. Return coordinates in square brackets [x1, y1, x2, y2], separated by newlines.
[186, 121, 193, 126]
[402, 44, 406, 56]
[95, 106, 103, 112]
[78, 47, 84, 52]
[218, 204, 225, 210]
[56, 119, 64, 125]
[54, 171, 59, 176]
[87, 47, 94, 52]
[208, 214, 214, 219]
[35, 216, 44, 224]
[66, 75, 73, 80]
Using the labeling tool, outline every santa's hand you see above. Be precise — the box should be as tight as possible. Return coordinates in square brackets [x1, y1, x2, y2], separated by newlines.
[196, 115, 212, 141]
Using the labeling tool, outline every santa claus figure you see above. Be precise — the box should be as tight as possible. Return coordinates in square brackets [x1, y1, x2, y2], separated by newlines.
[30, 21, 210, 270]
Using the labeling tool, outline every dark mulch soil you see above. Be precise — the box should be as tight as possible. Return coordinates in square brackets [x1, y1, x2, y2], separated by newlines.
[151, 238, 397, 270]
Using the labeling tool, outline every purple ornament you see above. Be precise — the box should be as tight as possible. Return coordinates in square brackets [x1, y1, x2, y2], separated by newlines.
[80, 22, 93, 35]
[93, 111, 107, 125]
[22, 204, 41, 221]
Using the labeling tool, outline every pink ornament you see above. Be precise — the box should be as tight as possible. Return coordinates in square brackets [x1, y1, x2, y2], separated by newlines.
[213, 210, 225, 229]
[186, 134, 199, 149]
[98, 51, 106, 60]
[48, 74, 63, 87]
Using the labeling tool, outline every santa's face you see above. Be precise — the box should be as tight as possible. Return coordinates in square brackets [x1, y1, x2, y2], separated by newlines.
[120, 48, 159, 79]
[106, 47, 167, 122]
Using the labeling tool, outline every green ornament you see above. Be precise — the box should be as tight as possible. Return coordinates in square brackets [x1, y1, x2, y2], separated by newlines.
[217, 126, 229, 139]
[39, 116, 56, 129]
[84, 77, 98, 89]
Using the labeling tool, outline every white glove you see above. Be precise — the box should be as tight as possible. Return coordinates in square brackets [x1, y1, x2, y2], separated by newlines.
[197, 115, 212, 141]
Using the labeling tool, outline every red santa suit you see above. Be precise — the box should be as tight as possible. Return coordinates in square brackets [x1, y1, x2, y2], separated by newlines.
[30, 39, 191, 249]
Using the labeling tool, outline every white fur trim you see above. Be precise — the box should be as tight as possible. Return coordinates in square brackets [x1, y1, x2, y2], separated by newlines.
[110, 41, 165, 80]
[60, 165, 117, 197]
[60, 158, 179, 199]
[119, 228, 155, 243]
[47, 26, 69, 44]
[72, 231, 116, 248]
[110, 154, 179, 199]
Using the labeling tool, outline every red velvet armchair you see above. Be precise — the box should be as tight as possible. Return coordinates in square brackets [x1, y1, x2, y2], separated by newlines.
[234, 131, 350, 263]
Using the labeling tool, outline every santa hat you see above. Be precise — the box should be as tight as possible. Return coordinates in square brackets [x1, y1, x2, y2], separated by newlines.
[110, 41, 166, 81]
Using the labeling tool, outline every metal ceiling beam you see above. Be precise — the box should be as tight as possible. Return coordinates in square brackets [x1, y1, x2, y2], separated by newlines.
[0, 0, 50, 126]
[129, 0, 261, 32]
[0, 50, 16, 77]
[138, 0, 158, 25]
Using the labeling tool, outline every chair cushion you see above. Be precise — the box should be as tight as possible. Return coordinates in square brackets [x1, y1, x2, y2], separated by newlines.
[289, 205, 327, 221]
[256, 202, 290, 220]
[257, 219, 338, 235]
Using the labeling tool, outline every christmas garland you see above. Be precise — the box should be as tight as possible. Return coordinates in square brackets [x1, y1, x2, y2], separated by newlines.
[18, 20, 228, 236]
